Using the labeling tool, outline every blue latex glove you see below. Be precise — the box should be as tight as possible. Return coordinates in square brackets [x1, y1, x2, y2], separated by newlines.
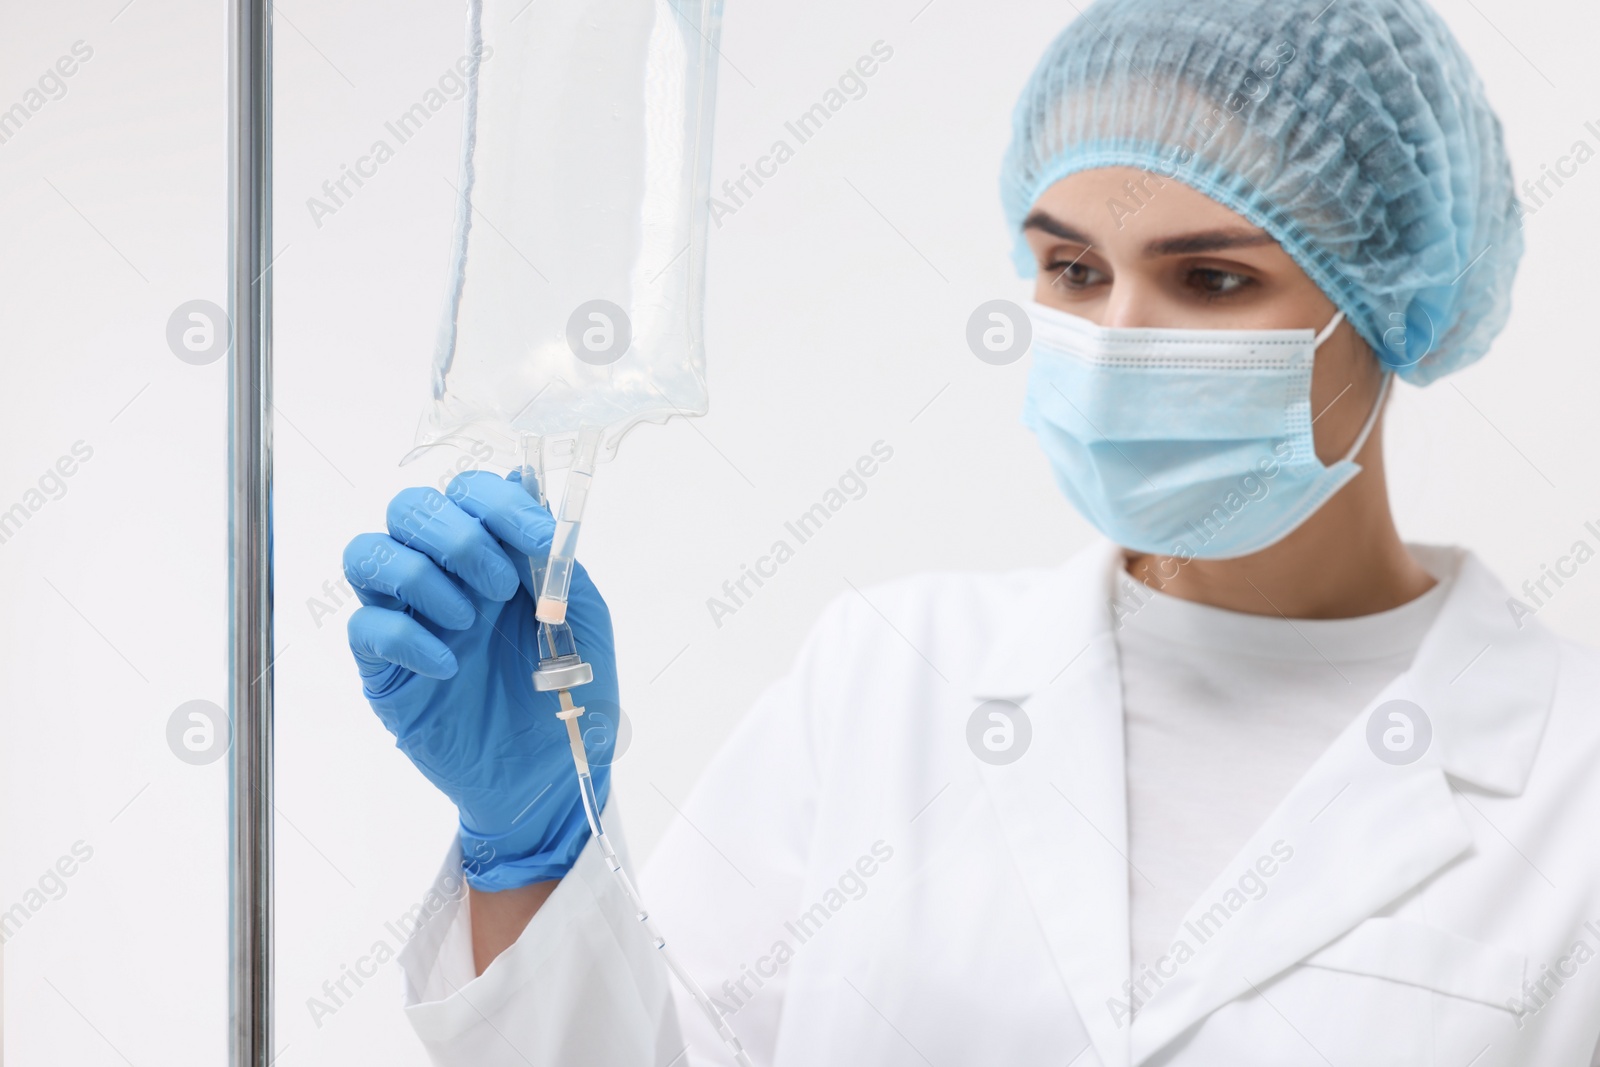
[343, 469, 620, 890]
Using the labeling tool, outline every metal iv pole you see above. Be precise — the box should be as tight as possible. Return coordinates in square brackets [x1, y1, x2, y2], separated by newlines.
[227, 0, 273, 1064]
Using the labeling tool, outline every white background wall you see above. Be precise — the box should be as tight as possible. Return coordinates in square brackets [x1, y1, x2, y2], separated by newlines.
[2, 0, 1597, 1063]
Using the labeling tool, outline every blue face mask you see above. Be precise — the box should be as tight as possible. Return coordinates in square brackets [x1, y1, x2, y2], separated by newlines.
[1021, 300, 1392, 561]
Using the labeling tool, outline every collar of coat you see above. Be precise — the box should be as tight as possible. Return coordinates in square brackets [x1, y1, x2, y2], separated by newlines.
[969, 539, 1555, 795]
[965, 539, 1558, 1066]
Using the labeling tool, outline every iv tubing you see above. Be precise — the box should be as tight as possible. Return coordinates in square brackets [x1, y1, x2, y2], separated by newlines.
[518, 440, 755, 1065]
[551, 683, 755, 1066]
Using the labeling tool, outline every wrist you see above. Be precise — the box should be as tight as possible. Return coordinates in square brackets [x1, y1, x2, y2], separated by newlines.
[469, 878, 559, 975]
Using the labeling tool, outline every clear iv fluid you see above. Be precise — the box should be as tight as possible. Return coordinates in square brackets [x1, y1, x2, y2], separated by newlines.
[408, 0, 722, 472]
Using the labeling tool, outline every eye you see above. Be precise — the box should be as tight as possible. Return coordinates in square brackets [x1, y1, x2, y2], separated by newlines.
[1047, 259, 1107, 290]
[1187, 267, 1254, 298]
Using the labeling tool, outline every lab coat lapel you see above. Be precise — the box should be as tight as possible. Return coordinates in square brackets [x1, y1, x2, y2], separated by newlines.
[1125, 697, 1473, 1060]
[971, 540, 1132, 1067]
[1128, 546, 1560, 1063]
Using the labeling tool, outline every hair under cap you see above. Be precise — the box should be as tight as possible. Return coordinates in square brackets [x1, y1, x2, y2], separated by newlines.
[1001, 0, 1523, 384]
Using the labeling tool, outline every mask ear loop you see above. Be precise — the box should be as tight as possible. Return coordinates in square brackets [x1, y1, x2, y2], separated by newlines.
[1312, 307, 1391, 465]
[1313, 308, 1346, 347]
[1341, 369, 1392, 464]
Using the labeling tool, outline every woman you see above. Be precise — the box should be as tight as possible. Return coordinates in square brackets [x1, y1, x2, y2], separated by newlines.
[343, 0, 1600, 1062]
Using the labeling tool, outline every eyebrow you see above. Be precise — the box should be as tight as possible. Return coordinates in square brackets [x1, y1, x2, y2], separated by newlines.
[1021, 210, 1276, 256]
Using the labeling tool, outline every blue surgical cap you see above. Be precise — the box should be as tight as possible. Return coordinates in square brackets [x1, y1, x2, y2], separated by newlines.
[1001, 0, 1522, 384]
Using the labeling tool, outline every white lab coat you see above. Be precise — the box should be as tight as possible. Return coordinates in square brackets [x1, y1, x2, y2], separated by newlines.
[397, 541, 1600, 1065]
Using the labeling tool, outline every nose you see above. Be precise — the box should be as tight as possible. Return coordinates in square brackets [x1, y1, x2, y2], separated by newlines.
[1100, 280, 1165, 329]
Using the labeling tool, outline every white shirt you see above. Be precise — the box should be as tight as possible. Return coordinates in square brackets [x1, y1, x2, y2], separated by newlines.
[1115, 571, 1450, 986]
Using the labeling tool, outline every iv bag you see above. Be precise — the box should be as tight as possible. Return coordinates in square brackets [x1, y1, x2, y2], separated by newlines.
[407, 0, 723, 470]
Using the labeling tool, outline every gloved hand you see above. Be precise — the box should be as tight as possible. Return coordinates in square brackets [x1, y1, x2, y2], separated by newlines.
[343, 469, 621, 891]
